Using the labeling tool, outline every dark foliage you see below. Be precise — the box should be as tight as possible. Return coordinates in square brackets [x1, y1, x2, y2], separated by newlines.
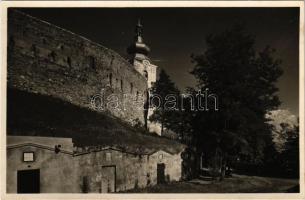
[280, 125, 299, 178]
[149, 69, 181, 135]
[188, 24, 283, 178]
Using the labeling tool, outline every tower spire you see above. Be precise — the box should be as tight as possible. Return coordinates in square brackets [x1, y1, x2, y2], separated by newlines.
[135, 18, 143, 43]
[127, 18, 150, 59]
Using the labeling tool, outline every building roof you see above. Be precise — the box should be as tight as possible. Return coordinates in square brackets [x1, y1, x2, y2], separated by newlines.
[127, 18, 150, 57]
[7, 135, 73, 151]
[7, 136, 74, 155]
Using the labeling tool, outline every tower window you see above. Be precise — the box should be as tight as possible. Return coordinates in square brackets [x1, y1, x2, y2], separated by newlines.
[144, 70, 148, 79]
[120, 80, 123, 91]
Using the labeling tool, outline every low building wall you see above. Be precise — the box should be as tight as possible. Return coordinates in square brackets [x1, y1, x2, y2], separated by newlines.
[7, 136, 77, 193]
[7, 136, 184, 193]
[148, 150, 182, 184]
[74, 148, 183, 192]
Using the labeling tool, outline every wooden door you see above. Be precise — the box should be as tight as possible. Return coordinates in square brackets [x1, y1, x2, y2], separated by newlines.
[101, 166, 116, 193]
[17, 169, 40, 193]
[157, 163, 165, 184]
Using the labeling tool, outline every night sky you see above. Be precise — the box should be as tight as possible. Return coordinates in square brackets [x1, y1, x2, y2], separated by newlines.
[17, 8, 300, 115]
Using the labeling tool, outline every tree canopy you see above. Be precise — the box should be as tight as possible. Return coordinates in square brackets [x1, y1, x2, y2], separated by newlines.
[189, 25, 283, 174]
[149, 69, 181, 135]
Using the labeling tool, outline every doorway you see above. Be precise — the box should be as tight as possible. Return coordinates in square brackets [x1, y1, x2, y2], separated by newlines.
[101, 166, 116, 193]
[17, 169, 40, 193]
[157, 163, 165, 184]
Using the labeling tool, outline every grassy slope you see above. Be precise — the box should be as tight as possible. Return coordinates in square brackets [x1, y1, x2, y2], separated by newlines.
[7, 88, 185, 154]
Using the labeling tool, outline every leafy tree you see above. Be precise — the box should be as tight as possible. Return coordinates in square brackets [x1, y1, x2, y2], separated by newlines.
[189, 24, 283, 178]
[280, 125, 299, 178]
[149, 69, 180, 135]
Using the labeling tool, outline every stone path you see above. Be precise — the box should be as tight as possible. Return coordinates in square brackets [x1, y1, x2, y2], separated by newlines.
[124, 174, 299, 193]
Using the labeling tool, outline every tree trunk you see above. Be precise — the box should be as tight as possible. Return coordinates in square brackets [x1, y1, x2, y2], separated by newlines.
[220, 152, 227, 181]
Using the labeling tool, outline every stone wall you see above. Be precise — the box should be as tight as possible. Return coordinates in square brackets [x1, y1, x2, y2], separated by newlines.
[75, 149, 148, 192]
[7, 10, 148, 124]
[7, 146, 182, 193]
[148, 150, 182, 183]
[7, 136, 183, 193]
[7, 140, 77, 193]
[74, 148, 183, 192]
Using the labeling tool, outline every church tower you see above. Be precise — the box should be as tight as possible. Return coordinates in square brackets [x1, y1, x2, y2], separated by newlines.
[127, 19, 157, 89]
[127, 19, 161, 135]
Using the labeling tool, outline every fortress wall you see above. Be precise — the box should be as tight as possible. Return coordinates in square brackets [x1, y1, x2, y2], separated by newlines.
[7, 10, 147, 124]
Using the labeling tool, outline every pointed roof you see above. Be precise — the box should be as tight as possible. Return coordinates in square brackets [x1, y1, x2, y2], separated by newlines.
[127, 18, 150, 56]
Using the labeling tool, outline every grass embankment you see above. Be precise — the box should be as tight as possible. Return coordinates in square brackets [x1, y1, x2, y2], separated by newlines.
[7, 88, 184, 154]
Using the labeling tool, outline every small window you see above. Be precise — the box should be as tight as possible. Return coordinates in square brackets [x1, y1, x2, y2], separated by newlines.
[67, 57, 71, 67]
[136, 91, 139, 101]
[120, 80, 123, 91]
[109, 73, 112, 86]
[130, 83, 133, 93]
[110, 55, 114, 66]
[60, 45, 64, 50]
[23, 152, 34, 162]
[89, 56, 95, 69]
[106, 152, 111, 162]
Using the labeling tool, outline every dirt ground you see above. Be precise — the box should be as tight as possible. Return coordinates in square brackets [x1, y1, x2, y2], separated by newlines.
[124, 174, 299, 193]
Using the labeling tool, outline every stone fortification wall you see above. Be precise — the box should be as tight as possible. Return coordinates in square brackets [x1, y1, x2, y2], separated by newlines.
[7, 10, 147, 124]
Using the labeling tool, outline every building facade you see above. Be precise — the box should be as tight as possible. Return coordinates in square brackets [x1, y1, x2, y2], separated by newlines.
[7, 136, 183, 193]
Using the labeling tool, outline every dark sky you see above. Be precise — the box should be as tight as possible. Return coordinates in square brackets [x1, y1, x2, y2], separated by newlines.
[17, 8, 300, 115]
